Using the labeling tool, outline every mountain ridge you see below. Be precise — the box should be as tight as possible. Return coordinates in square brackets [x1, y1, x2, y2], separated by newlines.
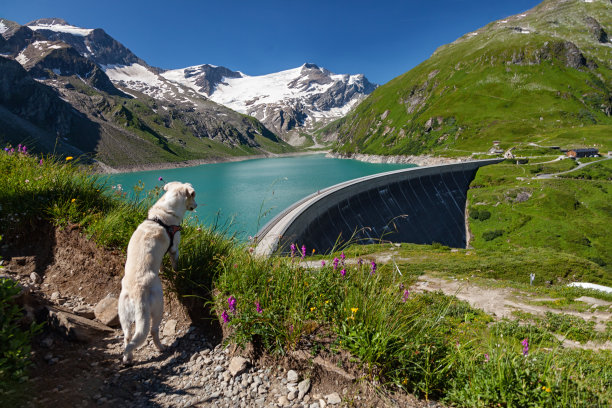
[325, 0, 612, 157]
[0, 17, 294, 167]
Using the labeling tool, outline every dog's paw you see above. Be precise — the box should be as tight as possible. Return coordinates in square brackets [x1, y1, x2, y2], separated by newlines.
[122, 355, 134, 366]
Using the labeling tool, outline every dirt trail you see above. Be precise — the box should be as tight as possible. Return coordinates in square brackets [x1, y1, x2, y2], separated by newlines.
[414, 274, 612, 350]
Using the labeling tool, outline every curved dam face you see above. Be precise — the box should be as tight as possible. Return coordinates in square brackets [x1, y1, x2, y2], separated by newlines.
[255, 159, 503, 256]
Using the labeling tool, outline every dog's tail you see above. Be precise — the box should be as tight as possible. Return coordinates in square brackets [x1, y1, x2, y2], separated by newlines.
[124, 294, 151, 357]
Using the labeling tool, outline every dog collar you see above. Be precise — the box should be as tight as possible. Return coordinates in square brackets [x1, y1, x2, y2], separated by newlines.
[147, 217, 182, 252]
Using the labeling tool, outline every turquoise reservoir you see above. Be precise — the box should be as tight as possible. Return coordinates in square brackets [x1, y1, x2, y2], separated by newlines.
[106, 154, 415, 239]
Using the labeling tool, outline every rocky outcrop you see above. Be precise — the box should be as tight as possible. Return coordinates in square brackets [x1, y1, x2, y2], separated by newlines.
[26, 18, 146, 67]
[181, 64, 242, 95]
[584, 16, 609, 44]
[23, 44, 124, 95]
[0, 57, 77, 140]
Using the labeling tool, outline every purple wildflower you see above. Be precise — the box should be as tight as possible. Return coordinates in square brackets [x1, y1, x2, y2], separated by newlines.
[402, 290, 410, 302]
[3, 147, 8, 152]
[301, 245, 306, 259]
[399, 283, 405, 290]
[340, 268, 346, 277]
[521, 338, 529, 356]
[333, 257, 339, 270]
[340, 252, 346, 265]
[321, 260, 326, 267]
[221, 310, 229, 323]
[484, 353, 490, 362]
[370, 261, 377, 275]
[290, 243, 296, 258]
[358, 258, 364, 266]
[255, 301, 262, 314]
[158, 176, 163, 181]
[39, 159, 43, 166]
[228, 296, 237, 313]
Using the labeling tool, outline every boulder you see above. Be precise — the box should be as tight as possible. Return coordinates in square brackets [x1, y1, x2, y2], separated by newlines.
[47, 306, 114, 342]
[94, 294, 119, 327]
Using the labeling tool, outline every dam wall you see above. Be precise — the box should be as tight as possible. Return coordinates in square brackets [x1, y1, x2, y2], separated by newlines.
[255, 159, 503, 256]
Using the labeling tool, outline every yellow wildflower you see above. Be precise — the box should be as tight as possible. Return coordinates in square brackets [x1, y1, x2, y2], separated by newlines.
[65, 156, 73, 161]
[351, 307, 358, 314]
[310, 307, 316, 312]
[71, 198, 76, 203]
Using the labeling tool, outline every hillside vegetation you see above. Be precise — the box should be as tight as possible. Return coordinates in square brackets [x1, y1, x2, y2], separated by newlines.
[2, 148, 611, 407]
[326, 0, 612, 157]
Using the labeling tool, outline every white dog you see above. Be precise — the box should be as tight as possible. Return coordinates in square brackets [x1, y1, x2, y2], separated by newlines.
[118, 181, 197, 364]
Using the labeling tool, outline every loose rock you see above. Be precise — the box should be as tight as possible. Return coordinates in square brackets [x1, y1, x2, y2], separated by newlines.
[326, 392, 342, 405]
[94, 295, 119, 327]
[228, 356, 249, 377]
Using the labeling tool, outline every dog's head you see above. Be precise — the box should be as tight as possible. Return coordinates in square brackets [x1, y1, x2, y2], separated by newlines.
[163, 181, 198, 212]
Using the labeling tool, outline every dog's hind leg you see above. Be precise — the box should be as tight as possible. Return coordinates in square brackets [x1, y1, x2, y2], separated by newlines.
[118, 293, 134, 350]
[150, 285, 165, 352]
[122, 298, 151, 364]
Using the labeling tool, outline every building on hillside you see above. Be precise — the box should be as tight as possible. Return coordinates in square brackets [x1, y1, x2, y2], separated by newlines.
[566, 148, 599, 158]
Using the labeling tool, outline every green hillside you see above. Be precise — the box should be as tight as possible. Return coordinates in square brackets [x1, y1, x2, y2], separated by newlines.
[329, 0, 612, 157]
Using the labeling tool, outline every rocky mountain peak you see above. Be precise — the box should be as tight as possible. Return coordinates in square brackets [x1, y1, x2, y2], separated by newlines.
[26, 18, 71, 26]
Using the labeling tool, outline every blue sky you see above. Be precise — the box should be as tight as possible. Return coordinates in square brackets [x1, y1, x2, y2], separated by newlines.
[4, 0, 542, 84]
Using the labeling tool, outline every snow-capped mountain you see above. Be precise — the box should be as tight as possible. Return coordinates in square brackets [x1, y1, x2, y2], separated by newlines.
[163, 63, 377, 137]
[21, 19, 377, 140]
[0, 18, 290, 168]
[2, 17, 375, 149]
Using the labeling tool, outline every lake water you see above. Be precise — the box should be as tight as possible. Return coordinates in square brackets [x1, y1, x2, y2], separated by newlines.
[106, 154, 415, 239]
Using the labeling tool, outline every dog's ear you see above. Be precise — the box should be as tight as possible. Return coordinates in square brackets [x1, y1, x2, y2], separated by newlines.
[163, 181, 180, 192]
[184, 184, 196, 198]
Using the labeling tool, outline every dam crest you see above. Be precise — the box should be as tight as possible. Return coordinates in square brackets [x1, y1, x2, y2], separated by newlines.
[255, 159, 503, 256]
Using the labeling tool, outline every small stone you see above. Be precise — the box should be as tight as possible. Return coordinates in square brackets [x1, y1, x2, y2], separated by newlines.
[255, 397, 266, 405]
[310, 403, 321, 408]
[72, 305, 95, 319]
[94, 295, 119, 327]
[287, 370, 299, 383]
[163, 319, 177, 337]
[30, 272, 41, 284]
[40, 337, 53, 348]
[51, 291, 61, 301]
[228, 356, 249, 377]
[278, 396, 289, 406]
[298, 378, 311, 400]
[326, 392, 341, 405]
[287, 390, 298, 401]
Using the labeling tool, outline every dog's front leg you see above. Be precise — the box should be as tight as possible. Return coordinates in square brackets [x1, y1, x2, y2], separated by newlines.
[169, 232, 180, 271]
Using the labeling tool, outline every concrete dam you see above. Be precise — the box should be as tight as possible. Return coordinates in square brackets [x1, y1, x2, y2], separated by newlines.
[254, 159, 503, 256]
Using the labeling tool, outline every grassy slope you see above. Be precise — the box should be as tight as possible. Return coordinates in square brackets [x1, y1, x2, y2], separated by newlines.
[331, 0, 612, 157]
[466, 159, 612, 276]
[2, 151, 610, 407]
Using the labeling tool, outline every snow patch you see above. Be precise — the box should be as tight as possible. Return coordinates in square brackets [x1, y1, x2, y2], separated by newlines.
[28, 23, 93, 36]
[15, 51, 29, 65]
[0, 21, 8, 34]
[568, 282, 612, 294]
[163, 65, 360, 115]
[103, 63, 162, 86]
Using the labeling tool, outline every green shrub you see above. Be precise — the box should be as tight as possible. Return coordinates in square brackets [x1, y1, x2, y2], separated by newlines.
[0, 278, 43, 385]
[483, 229, 504, 241]
[470, 208, 491, 221]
